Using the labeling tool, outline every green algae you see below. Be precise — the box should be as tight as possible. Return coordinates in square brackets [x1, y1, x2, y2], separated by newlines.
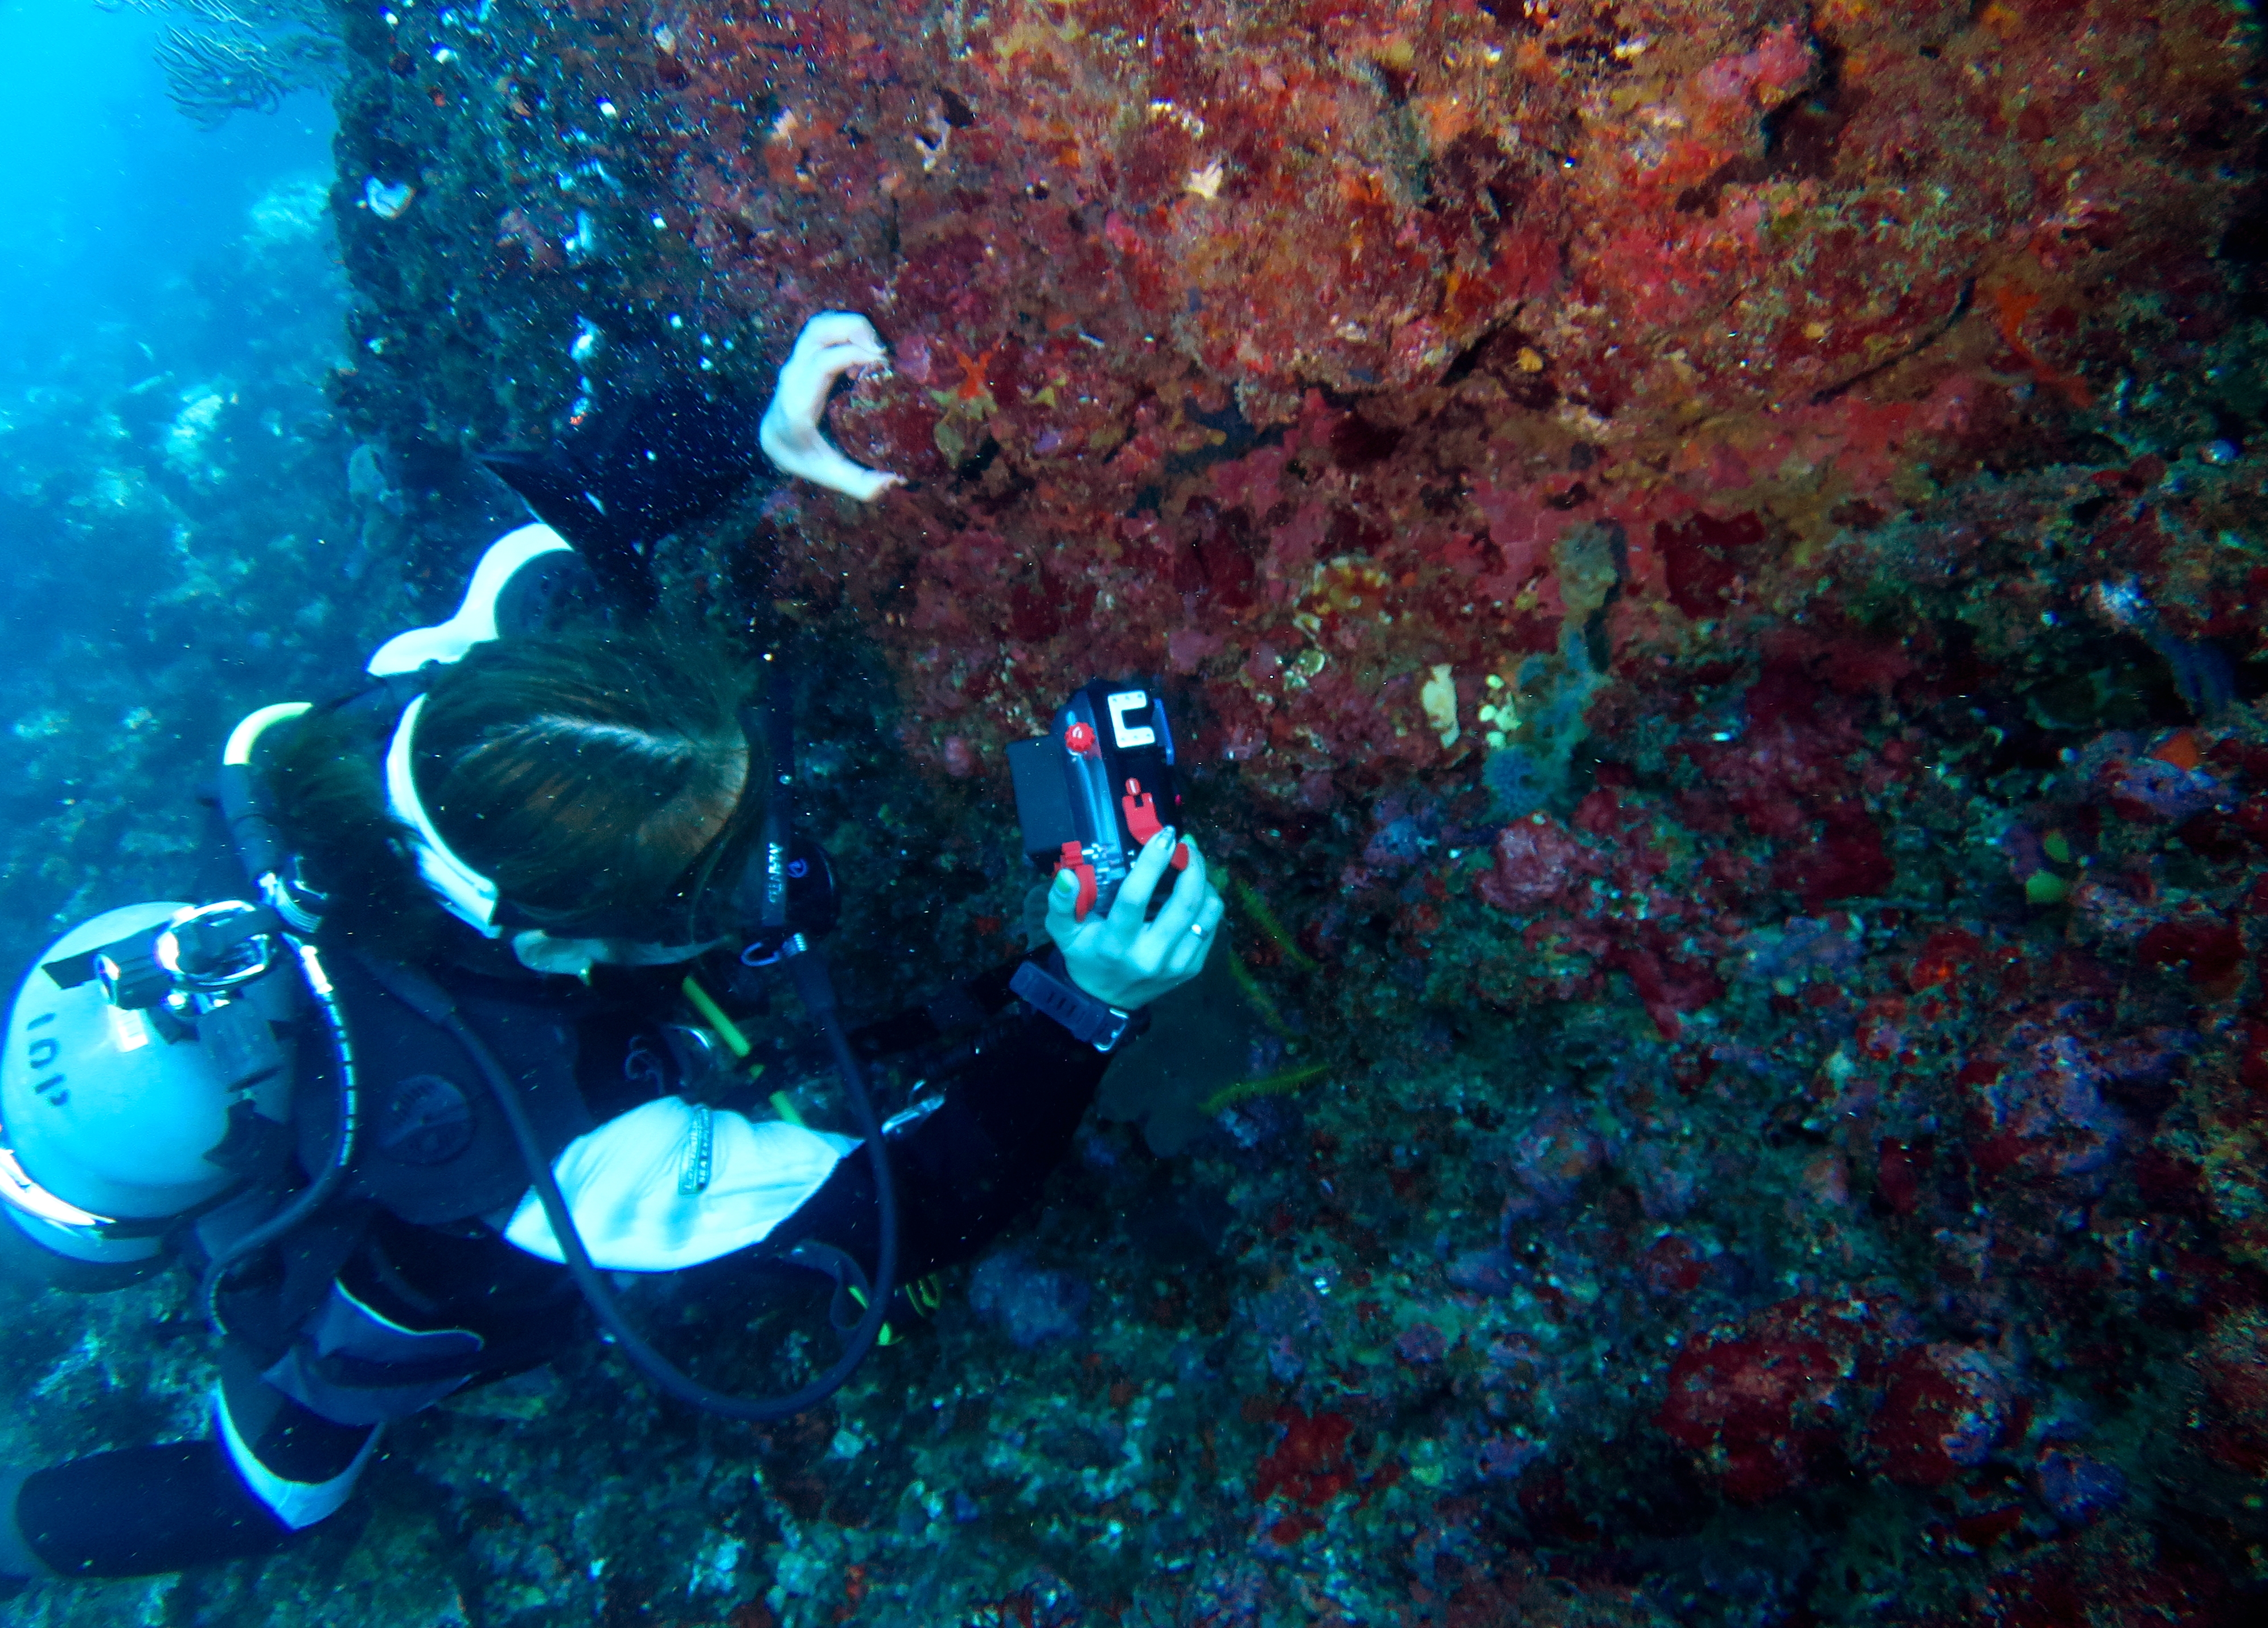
[1198, 1060, 1331, 1117]
[1231, 878, 1318, 975]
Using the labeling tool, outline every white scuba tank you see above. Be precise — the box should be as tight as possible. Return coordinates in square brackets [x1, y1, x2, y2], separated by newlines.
[0, 525, 574, 1269]
[1, 902, 297, 1264]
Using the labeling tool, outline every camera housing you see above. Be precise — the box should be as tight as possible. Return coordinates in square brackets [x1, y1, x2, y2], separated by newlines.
[1007, 679, 1185, 921]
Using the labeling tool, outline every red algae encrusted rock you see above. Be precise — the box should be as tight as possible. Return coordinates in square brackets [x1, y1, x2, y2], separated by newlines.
[1476, 814, 1591, 911]
[1865, 1341, 2014, 1488]
[651, 0, 2252, 792]
[1657, 1294, 1903, 1503]
[2191, 1306, 2268, 1476]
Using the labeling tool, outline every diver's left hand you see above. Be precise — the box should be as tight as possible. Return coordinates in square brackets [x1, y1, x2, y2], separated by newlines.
[1046, 828, 1226, 1010]
[758, 311, 903, 501]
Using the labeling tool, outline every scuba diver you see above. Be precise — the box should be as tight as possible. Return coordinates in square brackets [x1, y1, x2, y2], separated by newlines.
[0, 313, 1225, 1581]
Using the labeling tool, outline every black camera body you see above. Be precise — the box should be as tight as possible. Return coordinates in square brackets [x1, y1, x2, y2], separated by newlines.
[1008, 679, 1184, 922]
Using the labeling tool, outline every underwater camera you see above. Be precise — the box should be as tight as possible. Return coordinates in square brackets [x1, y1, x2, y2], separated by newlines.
[1006, 677, 1186, 922]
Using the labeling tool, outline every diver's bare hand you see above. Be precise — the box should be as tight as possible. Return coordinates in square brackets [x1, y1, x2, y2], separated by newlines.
[1045, 828, 1225, 1010]
[758, 312, 903, 501]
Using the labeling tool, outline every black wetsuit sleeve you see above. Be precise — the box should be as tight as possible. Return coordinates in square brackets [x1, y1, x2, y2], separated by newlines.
[773, 1012, 1111, 1279]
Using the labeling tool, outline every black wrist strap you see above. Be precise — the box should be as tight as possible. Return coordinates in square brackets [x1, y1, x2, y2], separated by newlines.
[1011, 955, 1144, 1052]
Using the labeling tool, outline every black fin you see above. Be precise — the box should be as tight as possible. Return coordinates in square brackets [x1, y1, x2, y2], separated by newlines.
[480, 383, 765, 620]
[479, 445, 605, 536]
[479, 444, 658, 618]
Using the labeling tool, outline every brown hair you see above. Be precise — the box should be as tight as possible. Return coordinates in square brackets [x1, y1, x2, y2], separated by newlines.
[268, 630, 759, 949]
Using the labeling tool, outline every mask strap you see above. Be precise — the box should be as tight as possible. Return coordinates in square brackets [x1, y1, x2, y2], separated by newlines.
[368, 527, 574, 935]
[383, 695, 503, 937]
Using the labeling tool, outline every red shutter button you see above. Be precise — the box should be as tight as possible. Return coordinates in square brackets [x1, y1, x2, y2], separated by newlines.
[1119, 781, 1188, 869]
[1064, 722, 1099, 757]
[1121, 778, 1162, 843]
[1055, 841, 1098, 920]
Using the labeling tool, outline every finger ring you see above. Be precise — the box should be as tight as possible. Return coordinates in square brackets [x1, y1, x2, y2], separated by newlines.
[1189, 922, 1207, 938]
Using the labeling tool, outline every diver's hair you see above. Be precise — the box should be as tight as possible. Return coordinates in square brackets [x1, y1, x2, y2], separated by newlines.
[265, 628, 758, 951]
[265, 707, 434, 953]
[411, 631, 754, 925]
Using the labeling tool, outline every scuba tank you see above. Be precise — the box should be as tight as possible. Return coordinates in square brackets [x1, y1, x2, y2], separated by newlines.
[0, 901, 299, 1284]
[0, 701, 351, 1295]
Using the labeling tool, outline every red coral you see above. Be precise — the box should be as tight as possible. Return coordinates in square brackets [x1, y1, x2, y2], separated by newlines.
[1866, 1343, 2012, 1488]
[1656, 511, 1761, 619]
[1638, 1236, 1706, 1297]
[1251, 1407, 1357, 1509]
[1658, 1296, 1894, 1503]
[1908, 928, 1986, 993]
[1600, 931, 1725, 1043]
[2134, 915, 2244, 997]
[1875, 1138, 1929, 1217]
[1783, 804, 1895, 912]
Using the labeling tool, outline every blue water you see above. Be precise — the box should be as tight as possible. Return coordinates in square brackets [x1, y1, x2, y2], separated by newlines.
[0, 1, 336, 379]
[0, 2, 356, 970]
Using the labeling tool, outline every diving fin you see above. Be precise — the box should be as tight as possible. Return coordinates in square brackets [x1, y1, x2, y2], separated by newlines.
[481, 383, 767, 619]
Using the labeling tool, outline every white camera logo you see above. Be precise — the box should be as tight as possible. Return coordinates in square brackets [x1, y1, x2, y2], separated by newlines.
[1107, 690, 1156, 750]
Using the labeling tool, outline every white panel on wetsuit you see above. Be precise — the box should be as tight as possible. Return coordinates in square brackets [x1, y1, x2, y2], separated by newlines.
[364, 524, 573, 676]
[503, 1097, 859, 1272]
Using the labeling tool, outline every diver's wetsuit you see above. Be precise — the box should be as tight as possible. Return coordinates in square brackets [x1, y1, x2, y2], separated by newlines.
[0, 510, 1131, 1581]
[4, 948, 1110, 1577]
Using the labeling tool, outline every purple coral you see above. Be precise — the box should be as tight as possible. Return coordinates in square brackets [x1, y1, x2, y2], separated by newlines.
[967, 1250, 1090, 1350]
[2034, 1448, 2126, 1526]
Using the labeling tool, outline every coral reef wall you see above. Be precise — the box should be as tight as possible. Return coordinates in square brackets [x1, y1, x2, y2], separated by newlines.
[686, 0, 2253, 799]
[338, 0, 2255, 804]
[282, 1, 2268, 1623]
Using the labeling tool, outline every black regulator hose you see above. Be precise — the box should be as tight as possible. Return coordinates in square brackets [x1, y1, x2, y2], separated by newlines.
[355, 948, 898, 1421]
[199, 936, 360, 1328]
[204, 701, 361, 1330]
